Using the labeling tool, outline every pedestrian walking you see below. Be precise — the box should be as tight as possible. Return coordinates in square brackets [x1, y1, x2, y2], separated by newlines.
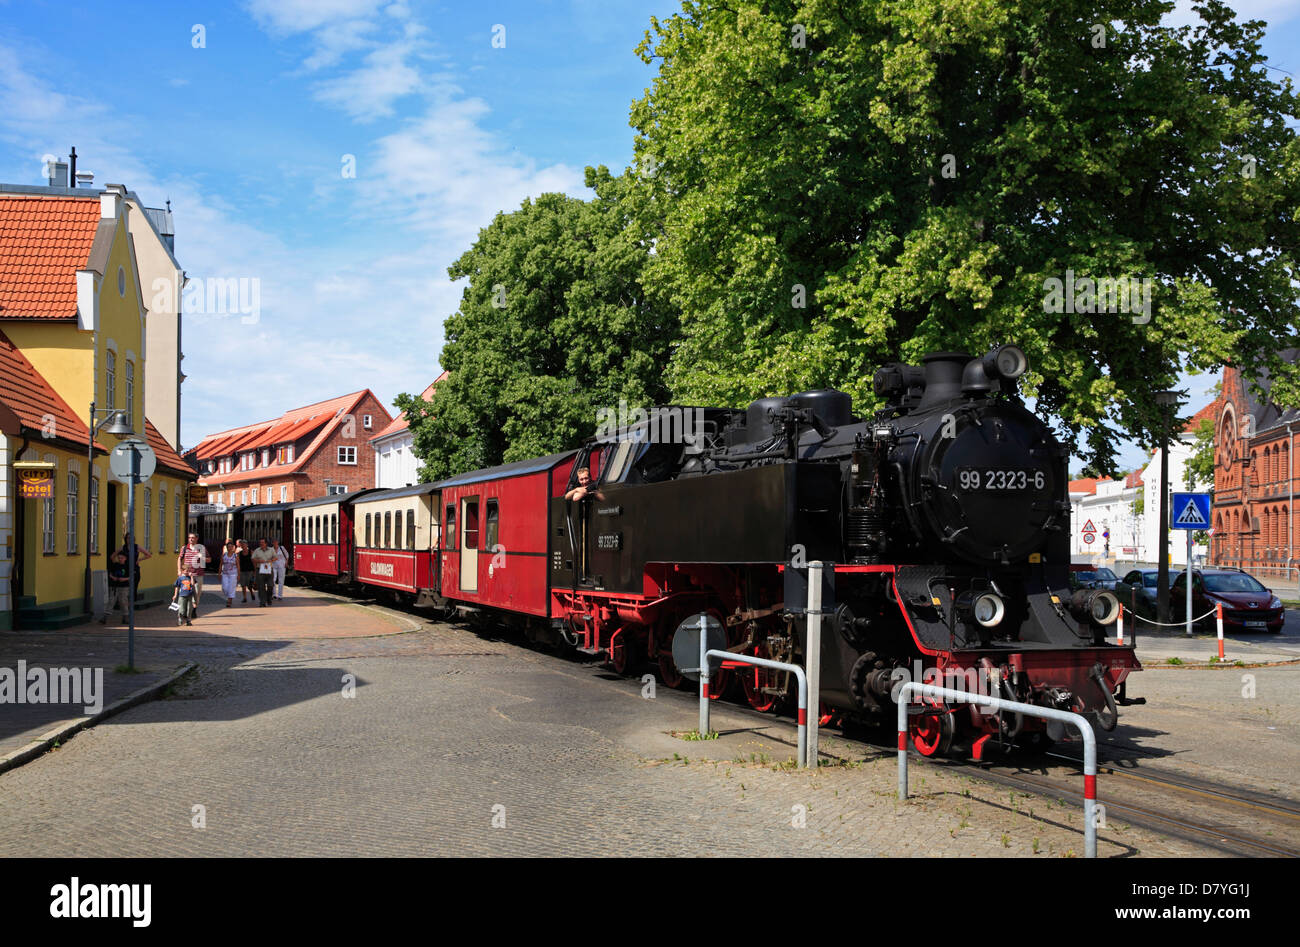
[237, 540, 254, 603]
[271, 537, 288, 600]
[220, 541, 239, 607]
[171, 569, 196, 626]
[178, 533, 207, 617]
[252, 539, 276, 607]
[100, 550, 130, 624]
[120, 534, 152, 603]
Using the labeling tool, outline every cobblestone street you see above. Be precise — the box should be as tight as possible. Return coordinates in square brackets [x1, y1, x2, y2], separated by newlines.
[0, 589, 1219, 857]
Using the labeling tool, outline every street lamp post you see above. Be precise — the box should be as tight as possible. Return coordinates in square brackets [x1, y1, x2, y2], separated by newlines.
[82, 402, 134, 616]
[1154, 389, 1185, 624]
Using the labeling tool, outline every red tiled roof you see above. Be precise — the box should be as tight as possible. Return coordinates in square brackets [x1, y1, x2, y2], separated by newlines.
[371, 373, 446, 442]
[145, 417, 195, 479]
[0, 196, 102, 320]
[194, 389, 390, 487]
[1184, 401, 1215, 433]
[0, 328, 100, 447]
[1068, 477, 1112, 496]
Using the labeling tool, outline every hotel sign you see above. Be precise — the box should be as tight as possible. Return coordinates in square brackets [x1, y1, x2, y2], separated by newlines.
[15, 462, 55, 499]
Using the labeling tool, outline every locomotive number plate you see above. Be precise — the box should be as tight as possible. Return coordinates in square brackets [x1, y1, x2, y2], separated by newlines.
[956, 468, 1046, 491]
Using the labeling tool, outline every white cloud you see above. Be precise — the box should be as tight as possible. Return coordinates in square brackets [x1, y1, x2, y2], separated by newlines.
[313, 40, 422, 119]
[244, 0, 388, 34]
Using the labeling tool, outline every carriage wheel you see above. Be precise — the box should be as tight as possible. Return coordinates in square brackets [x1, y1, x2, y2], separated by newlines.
[911, 708, 956, 757]
[656, 621, 686, 689]
[609, 632, 641, 676]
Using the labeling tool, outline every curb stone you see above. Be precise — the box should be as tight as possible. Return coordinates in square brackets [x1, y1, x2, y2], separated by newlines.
[0, 662, 196, 775]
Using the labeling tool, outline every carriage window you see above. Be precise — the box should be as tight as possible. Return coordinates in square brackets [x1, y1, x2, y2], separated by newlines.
[315, 515, 321, 544]
[331, 514, 337, 545]
[445, 505, 456, 550]
[365, 513, 372, 548]
[485, 500, 499, 551]
[407, 510, 415, 550]
[463, 500, 479, 551]
[395, 509, 403, 550]
[384, 511, 392, 548]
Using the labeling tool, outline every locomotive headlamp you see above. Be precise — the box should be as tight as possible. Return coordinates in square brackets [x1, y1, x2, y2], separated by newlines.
[956, 590, 1006, 628]
[983, 344, 1028, 380]
[1069, 589, 1121, 626]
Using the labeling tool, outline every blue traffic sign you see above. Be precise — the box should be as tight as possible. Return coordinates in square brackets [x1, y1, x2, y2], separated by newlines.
[1171, 492, 1211, 530]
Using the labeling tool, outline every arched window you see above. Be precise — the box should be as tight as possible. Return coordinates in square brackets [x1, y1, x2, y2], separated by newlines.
[1252, 451, 1260, 487]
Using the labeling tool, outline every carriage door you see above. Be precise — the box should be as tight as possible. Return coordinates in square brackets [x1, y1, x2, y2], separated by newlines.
[460, 497, 479, 592]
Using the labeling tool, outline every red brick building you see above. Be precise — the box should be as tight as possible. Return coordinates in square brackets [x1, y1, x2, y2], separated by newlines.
[190, 390, 392, 506]
[1208, 351, 1299, 576]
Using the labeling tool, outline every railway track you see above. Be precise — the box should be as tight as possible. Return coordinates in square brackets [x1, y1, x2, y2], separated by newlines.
[319, 586, 1300, 857]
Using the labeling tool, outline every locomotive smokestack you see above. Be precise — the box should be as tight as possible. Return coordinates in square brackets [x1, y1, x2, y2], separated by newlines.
[915, 352, 970, 412]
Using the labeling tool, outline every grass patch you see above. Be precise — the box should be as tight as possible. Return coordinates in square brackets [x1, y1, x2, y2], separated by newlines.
[673, 728, 718, 741]
[1166, 656, 1184, 665]
[113, 664, 143, 674]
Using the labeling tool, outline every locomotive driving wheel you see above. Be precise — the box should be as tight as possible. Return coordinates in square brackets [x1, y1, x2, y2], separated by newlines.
[656, 621, 686, 689]
[910, 707, 956, 757]
[609, 631, 641, 676]
[741, 641, 784, 712]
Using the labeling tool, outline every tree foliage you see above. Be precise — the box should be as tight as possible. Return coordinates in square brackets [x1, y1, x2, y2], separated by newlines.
[631, 0, 1300, 471]
[396, 167, 675, 480]
[1184, 416, 1217, 489]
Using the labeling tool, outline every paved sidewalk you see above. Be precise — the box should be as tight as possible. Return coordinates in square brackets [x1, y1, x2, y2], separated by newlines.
[0, 586, 413, 758]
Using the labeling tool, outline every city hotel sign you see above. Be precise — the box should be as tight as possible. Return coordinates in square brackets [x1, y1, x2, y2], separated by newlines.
[15, 462, 55, 500]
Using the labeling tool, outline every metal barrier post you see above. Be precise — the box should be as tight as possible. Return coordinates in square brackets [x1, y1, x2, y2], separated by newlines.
[1116, 608, 1124, 645]
[1216, 602, 1225, 660]
[806, 561, 822, 766]
[896, 682, 1098, 857]
[698, 614, 710, 737]
[703, 650, 808, 767]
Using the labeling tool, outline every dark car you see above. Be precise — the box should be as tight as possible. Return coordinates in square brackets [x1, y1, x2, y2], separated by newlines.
[1171, 569, 1285, 633]
[1115, 568, 1182, 619]
[1068, 565, 1119, 591]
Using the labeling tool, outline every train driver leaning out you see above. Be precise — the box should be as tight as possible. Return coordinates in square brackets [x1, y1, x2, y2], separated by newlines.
[565, 466, 604, 502]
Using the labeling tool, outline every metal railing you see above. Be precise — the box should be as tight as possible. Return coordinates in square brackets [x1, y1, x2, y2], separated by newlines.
[896, 682, 1100, 857]
[696, 637, 810, 767]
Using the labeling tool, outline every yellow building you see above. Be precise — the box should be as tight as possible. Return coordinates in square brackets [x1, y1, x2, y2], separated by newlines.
[0, 184, 194, 628]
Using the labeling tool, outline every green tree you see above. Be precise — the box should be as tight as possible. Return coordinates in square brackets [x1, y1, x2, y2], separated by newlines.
[397, 167, 676, 480]
[631, 0, 1300, 470]
[1184, 417, 1216, 490]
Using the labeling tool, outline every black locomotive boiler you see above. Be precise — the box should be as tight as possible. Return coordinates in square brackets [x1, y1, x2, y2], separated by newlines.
[550, 344, 1140, 757]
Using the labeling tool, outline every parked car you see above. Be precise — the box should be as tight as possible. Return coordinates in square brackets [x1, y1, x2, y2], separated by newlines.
[1114, 568, 1182, 619]
[1170, 568, 1285, 633]
[1068, 565, 1119, 591]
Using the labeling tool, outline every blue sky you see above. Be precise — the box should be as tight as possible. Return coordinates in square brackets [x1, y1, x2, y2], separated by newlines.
[0, 0, 1296, 471]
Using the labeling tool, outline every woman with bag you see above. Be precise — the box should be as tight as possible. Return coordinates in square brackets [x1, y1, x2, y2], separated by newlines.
[220, 541, 239, 607]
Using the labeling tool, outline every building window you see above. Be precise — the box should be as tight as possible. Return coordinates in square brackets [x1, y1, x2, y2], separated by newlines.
[174, 495, 181, 553]
[105, 350, 116, 411]
[280, 485, 288, 503]
[384, 511, 392, 548]
[328, 485, 347, 495]
[143, 488, 151, 551]
[43, 493, 56, 554]
[241, 489, 248, 505]
[266, 487, 273, 504]
[363, 415, 373, 430]
[159, 487, 166, 553]
[90, 475, 100, 555]
[66, 472, 79, 553]
[261, 449, 270, 467]
[277, 444, 294, 464]
[125, 360, 135, 423]
[338, 446, 357, 465]
[214, 492, 222, 505]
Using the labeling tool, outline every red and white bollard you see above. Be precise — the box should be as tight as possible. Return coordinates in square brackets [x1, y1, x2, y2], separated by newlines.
[1216, 602, 1225, 660]
[1117, 608, 1124, 645]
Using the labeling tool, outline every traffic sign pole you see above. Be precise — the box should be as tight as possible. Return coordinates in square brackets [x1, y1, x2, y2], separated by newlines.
[127, 448, 137, 669]
[1186, 530, 1194, 638]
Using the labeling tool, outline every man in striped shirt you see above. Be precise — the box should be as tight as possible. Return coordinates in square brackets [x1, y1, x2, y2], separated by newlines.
[178, 534, 207, 617]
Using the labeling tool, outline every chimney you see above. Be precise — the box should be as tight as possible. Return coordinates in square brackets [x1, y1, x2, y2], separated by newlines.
[75, 171, 95, 189]
[46, 159, 69, 187]
[100, 183, 127, 219]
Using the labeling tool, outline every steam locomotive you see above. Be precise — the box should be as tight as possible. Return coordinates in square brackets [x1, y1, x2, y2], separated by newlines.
[192, 343, 1141, 759]
[552, 343, 1140, 758]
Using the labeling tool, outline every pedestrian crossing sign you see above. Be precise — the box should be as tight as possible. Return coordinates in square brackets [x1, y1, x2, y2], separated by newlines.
[1171, 492, 1210, 529]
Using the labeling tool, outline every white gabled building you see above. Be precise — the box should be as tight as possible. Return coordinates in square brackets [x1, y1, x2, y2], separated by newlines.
[1069, 473, 1144, 562]
[371, 373, 445, 489]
